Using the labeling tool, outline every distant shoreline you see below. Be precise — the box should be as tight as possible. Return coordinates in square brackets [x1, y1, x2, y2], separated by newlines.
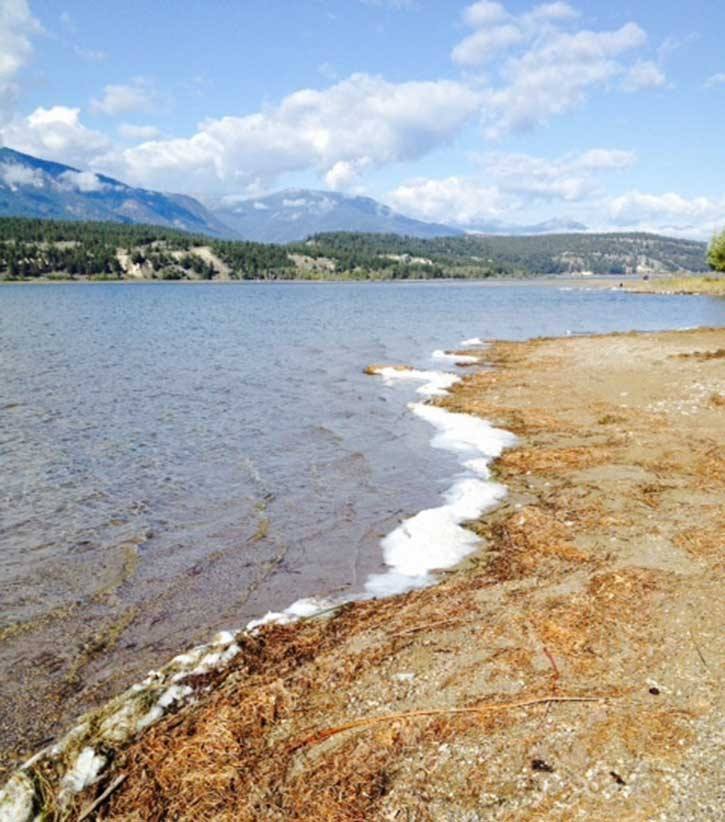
[0, 274, 687, 289]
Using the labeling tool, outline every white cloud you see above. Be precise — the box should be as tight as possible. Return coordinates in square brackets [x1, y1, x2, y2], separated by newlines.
[609, 191, 725, 223]
[105, 73, 481, 193]
[452, 2, 659, 138]
[91, 81, 154, 116]
[388, 176, 508, 225]
[463, 2, 509, 28]
[118, 123, 161, 141]
[0, 105, 111, 168]
[622, 60, 666, 92]
[525, 2, 578, 22]
[0, 0, 41, 124]
[705, 72, 725, 88]
[58, 169, 108, 192]
[608, 191, 725, 238]
[388, 146, 636, 225]
[480, 147, 636, 200]
[0, 161, 44, 189]
[452, 24, 524, 66]
[482, 22, 649, 136]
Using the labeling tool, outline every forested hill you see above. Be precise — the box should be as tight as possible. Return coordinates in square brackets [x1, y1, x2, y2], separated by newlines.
[298, 232, 709, 276]
[0, 217, 709, 281]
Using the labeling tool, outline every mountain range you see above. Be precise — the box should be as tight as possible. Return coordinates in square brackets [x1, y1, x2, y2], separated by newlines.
[0, 147, 230, 237]
[210, 189, 462, 242]
[0, 146, 594, 242]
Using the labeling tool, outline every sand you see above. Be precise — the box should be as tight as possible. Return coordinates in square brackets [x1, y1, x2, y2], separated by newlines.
[4, 327, 724, 820]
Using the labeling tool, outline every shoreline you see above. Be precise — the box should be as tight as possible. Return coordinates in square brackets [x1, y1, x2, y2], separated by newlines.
[2, 326, 724, 819]
[0, 274, 687, 288]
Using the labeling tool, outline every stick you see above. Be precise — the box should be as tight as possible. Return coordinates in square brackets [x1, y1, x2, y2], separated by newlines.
[77, 773, 127, 821]
[542, 645, 560, 691]
[389, 617, 468, 638]
[291, 694, 615, 751]
[689, 629, 711, 673]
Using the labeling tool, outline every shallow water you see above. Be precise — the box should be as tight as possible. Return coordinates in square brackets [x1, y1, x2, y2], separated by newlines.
[0, 280, 723, 764]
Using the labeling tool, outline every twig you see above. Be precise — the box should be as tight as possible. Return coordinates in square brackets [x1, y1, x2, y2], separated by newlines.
[291, 694, 616, 752]
[689, 628, 711, 674]
[389, 617, 468, 639]
[77, 773, 127, 821]
[543, 645, 560, 692]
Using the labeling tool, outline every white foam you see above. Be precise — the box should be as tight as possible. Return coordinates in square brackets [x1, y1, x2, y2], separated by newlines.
[62, 747, 106, 794]
[460, 337, 484, 346]
[246, 595, 338, 631]
[375, 366, 460, 397]
[365, 364, 515, 597]
[432, 349, 479, 364]
[0, 773, 35, 822]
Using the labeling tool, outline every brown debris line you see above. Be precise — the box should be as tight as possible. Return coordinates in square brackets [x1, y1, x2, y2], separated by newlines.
[363, 363, 412, 375]
[55, 327, 724, 820]
[673, 347, 725, 361]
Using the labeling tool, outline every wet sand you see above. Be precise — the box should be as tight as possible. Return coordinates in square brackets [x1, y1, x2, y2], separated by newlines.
[4, 327, 724, 820]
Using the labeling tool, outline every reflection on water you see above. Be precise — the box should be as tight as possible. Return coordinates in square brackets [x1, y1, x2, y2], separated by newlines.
[0, 280, 722, 769]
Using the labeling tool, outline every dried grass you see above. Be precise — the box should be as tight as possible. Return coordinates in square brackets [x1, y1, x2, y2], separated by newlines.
[675, 518, 725, 564]
[499, 446, 611, 475]
[474, 506, 589, 581]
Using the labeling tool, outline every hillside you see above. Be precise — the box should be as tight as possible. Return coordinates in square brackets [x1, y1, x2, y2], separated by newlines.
[0, 148, 230, 237]
[210, 189, 462, 242]
[298, 231, 709, 276]
[0, 217, 709, 281]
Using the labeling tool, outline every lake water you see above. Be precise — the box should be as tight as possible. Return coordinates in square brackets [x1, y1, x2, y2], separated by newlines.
[0, 280, 723, 767]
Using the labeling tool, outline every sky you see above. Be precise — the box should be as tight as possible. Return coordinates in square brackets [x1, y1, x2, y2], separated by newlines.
[0, 0, 723, 237]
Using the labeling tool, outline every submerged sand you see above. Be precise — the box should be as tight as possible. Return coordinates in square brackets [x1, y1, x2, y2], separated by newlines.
[6, 327, 725, 820]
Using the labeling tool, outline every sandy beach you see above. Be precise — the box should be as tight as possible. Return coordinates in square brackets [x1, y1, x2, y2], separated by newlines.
[3, 326, 723, 820]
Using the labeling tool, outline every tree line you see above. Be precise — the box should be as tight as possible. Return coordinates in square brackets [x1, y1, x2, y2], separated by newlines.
[0, 216, 715, 280]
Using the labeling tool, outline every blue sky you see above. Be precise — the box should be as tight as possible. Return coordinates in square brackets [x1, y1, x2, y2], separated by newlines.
[1, 0, 723, 236]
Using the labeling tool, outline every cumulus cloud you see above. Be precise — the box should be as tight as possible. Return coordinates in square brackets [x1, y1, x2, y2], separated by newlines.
[0, 160, 44, 189]
[91, 80, 155, 116]
[0, 105, 111, 168]
[452, 2, 660, 138]
[622, 60, 666, 92]
[388, 176, 508, 225]
[58, 169, 108, 192]
[479, 147, 636, 200]
[462, 1, 509, 28]
[704, 72, 725, 88]
[388, 146, 637, 225]
[0, 0, 41, 124]
[118, 123, 161, 141]
[452, 24, 524, 66]
[104, 73, 481, 192]
[609, 191, 725, 226]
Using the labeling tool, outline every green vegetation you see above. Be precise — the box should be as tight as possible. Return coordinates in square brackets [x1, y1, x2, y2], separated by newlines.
[0, 217, 292, 280]
[296, 231, 708, 277]
[0, 217, 709, 281]
[626, 276, 725, 296]
[707, 229, 725, 272]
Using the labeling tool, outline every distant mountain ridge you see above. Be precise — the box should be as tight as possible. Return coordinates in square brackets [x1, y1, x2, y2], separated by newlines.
[0, 147, 230, 236]
[209, 189, 463, 242]
[467, 217, 589, 236]
[0, 148, 466, 241]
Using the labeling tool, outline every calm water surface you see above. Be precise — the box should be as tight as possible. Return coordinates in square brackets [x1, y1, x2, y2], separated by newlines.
[0, 281, 723, 766]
